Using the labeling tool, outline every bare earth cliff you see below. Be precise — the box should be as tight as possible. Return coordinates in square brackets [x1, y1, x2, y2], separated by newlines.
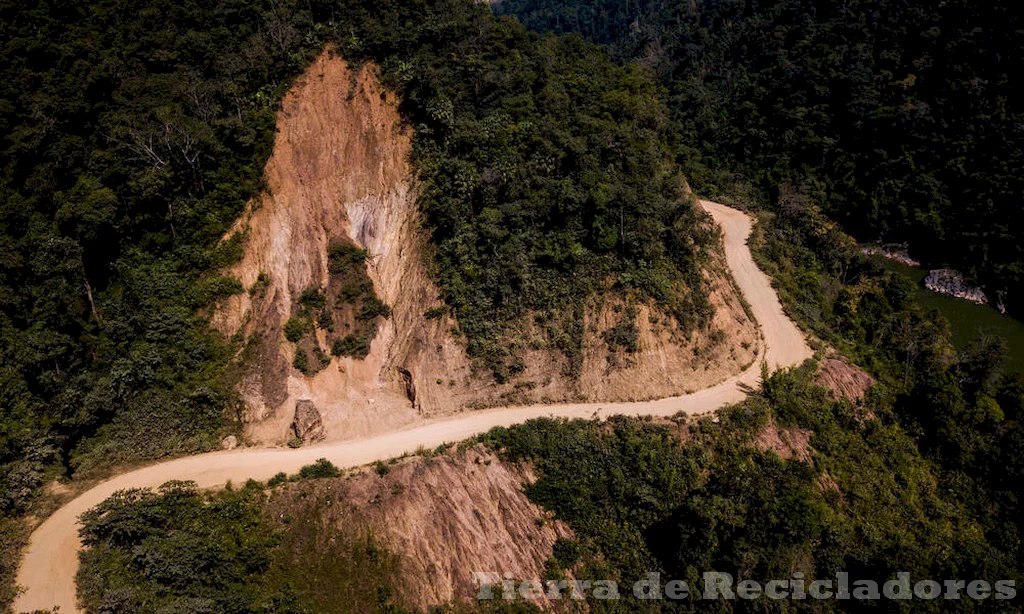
[212, 49, 472, 444]
[213, 49, 758, 446]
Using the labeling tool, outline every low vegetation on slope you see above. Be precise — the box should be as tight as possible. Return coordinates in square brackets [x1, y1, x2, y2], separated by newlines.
[401, 27, 714, 379]
[750, 186, 1024, 574]
[74, 453, 556, 614]
[75, 478, 411, 614]
[1, 0, 715, 601]
[479, 369, 1021, 612]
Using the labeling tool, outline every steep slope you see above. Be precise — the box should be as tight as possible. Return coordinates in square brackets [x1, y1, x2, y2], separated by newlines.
[816, 356, 875, 403]
[213, 49, 758, 446]
[211, 49, 474, 444]
[267, 446, 572, 610]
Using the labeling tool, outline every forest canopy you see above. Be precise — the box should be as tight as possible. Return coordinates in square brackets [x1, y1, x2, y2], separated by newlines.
[496, 0, 1024, 315]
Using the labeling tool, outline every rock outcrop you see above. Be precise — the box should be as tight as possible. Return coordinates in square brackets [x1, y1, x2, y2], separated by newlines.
[862, 244, 921, 267]
[291, 400, 326, 443]
[924, 268, 989, 305]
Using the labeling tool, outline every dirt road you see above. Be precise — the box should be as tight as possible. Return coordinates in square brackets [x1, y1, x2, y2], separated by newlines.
[13, 200, 811, 613]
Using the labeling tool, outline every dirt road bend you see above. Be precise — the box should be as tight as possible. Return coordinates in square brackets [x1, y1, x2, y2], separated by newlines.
[14, 200, 811, 613]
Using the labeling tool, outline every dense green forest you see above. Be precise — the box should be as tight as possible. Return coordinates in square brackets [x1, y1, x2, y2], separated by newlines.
[481, 371, 1022, 611]
[496, 0, 1024, 315]
[473, 187, 1024, 610]
[7, 0, 1024, 610]
[0, 0, 712, 603]
[749, 187, 1024, 576]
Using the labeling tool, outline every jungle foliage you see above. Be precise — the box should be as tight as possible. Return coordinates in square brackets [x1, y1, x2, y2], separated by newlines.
[472, 180, 1024, 610]
[481, 366, 1022, 611]
[496, 0, 1024, 315]
[751, 186, 1024, 573]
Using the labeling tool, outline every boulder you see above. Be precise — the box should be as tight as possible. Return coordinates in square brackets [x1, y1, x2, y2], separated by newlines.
[291, 399, 326, 443]
[924, 268, 988, 305]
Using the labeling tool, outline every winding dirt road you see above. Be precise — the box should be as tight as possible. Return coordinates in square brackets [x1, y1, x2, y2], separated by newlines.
[13, 200, 811, 613]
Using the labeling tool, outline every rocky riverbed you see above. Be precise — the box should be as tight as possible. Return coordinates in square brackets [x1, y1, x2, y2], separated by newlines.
[864, 245, 1006, 313]
[862, 244, 921, 267]
[924, 268, 988, 305]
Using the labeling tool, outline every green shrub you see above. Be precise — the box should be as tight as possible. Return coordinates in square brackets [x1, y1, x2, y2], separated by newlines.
[603, 309, 639, 353]
[249, 271, 270, 298]
[312, 345, 331, 370]
[357, 296, 391, 321]
[292, 350, 309, 374]
[338, 280, 374, 304]
[193, 276, 245, 306]
[552, 538, 581, 568]
[284, 317, 309, 342]
[299, 285, 326, 311]
[328, 242, 367, 275]
[331, 335, 371, 359]
[293, 346, 330, 376]
[208, 231, 247, 269]
[0, 517, 27, 609]
[299, 458, 341, 480]
[317, 309, 335, 332]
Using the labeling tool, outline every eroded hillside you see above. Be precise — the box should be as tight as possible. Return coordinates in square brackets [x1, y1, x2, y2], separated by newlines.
[214, 49, 758, 446]
[267, 446, 572, 610]
[212, 49, 472, 445]
[75, 447, 573, 613]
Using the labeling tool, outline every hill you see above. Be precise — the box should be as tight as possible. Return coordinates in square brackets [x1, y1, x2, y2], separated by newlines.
[211, 48, 758, 445]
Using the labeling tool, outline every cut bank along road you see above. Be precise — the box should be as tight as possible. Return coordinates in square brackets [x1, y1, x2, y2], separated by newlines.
[14, 200, 812, 613]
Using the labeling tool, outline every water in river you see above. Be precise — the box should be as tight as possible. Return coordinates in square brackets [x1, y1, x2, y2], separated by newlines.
[870, 256, 1024, 373]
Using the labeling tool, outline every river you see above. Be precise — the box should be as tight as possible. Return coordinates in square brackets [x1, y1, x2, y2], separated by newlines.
[870, 256, 1024, 373]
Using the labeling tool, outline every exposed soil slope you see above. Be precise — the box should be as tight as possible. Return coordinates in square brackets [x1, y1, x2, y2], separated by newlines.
[212, 50, 757, 446]
[816, 356, 876, 403]
[210, 49, 470, 444]
[270, 446, 571, 610]
[14, 199, 811, 614]
[752, 421, 813, 463]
